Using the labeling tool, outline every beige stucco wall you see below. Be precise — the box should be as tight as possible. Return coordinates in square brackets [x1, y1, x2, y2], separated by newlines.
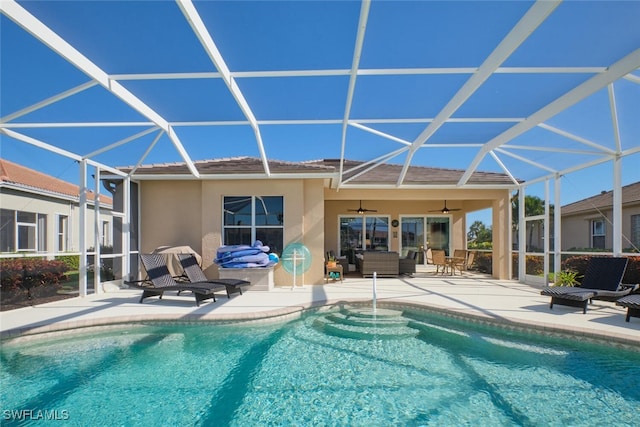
[139, 179, 326, 286]
[139, 181, 204, 251]
[1, 189, 113, 253]
[138, 181, 512, 282]
[323, 188, 512, 279]
[561, 204, 640, 250]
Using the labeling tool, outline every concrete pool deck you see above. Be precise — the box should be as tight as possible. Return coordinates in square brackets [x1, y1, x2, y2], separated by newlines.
[2, 267, 639, 347]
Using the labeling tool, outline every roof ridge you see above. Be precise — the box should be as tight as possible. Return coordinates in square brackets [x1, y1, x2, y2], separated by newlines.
[0, 159, 112, 204]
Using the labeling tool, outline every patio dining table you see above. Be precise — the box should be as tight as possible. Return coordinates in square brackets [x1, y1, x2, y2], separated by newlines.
[445, 256, 466, 276]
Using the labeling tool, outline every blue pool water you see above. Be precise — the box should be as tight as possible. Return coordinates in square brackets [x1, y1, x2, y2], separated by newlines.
[1, 306, 639, 426]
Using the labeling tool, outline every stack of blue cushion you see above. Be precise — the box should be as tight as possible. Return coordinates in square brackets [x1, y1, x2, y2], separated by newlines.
[215, 240, 279, 268]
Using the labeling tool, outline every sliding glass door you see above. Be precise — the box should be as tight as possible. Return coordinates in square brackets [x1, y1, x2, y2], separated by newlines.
[400, 216, 451, 264]
[339, 216, 390, 263]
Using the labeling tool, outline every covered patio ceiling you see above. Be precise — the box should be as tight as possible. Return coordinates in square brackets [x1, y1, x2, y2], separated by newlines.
[1, 0, 639, 190]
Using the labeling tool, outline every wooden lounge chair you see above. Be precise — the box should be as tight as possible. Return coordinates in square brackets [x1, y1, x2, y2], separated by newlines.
[616, 293, 640, 322]
[540, 257, 635, 314]
[126, 254, 224, 306]
[177, 253, 248, 298]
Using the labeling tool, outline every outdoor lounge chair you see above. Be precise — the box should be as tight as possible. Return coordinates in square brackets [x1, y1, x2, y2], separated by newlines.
[126, 254, 224, 306]
[177, 253, 248, 298]
[616, 293, 640, 322]
[540, 257, 635, 314]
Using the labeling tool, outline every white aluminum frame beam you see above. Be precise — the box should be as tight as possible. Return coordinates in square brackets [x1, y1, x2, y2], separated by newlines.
[1, 117, 525, 128]
[459, 48, 640, 186]
[108, 66, 607, 81]
[397, 0, 561, 186]
[0, 81, 97, 123]
[176, 0, 270, 176]
[0, 0, 200, 177]
[339, 0, 371, 188]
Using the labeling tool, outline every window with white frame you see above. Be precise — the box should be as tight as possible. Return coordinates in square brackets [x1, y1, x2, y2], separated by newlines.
[591, 218, 605, 249]
[340, 215, 390, 254]
[631, 214, 640, 249]
[223, 196, 284, 254]
[1, 209, 47, 253]
[0, 209, 15, 252]
[57, 214, 68, 252]
[102, 220, 111, 246]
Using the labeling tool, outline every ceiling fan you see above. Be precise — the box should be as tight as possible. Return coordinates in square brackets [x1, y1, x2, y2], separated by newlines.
[429, 200, 461, 214]
[348, 200, 377, 214]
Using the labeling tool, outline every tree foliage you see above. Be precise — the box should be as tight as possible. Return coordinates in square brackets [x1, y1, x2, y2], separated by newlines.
[467, 220, 492, 244]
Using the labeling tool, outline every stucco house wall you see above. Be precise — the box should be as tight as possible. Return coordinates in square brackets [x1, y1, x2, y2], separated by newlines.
[1, 189, 112, 253]
[139, 178, 326, 285]
[562, 205, 640, 250]
[560, 182, 640, 251]
[323, 188, 511, 279]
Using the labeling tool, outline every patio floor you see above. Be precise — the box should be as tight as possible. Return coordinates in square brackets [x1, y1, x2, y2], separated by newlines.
[2, 266, 639, 347]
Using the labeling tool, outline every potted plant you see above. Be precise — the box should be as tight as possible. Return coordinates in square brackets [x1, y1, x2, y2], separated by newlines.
[327, 255, 337, 268]
[552, 269, 581, 287]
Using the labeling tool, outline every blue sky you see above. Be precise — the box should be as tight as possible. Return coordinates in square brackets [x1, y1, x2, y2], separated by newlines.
[1, 0, 639, 228]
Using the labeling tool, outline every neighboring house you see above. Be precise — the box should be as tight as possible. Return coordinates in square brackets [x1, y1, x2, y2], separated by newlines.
[561, 181, 640, 251]
[114, 157, 516, 285]
[0, 159, 114, 255]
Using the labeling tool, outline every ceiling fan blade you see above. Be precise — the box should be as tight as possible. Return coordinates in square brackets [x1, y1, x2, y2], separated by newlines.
[428, 200, 462, 213]
[347, 200, 376, 214]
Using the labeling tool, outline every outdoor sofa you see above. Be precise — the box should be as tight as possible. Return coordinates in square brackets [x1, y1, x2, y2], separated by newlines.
[358, 251, 400, 277]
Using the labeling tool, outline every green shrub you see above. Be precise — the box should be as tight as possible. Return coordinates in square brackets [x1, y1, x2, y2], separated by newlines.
[0, 258, 68, 292]
[55, 255, 80, 270]
[474, 253, 492, 274]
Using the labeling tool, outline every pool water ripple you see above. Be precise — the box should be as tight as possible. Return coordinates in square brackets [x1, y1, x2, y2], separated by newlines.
[1, 308, 639, 426]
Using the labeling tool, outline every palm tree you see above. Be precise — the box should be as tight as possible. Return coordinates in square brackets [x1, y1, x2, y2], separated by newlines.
[511, 193, 552, 251]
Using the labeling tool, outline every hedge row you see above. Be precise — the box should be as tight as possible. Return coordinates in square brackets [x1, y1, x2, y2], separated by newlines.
[472, 253, 640, 283]
[0, 258, 67, 292]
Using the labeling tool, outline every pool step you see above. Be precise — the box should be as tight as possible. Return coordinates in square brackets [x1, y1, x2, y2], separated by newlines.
[315, 307, 419, 340]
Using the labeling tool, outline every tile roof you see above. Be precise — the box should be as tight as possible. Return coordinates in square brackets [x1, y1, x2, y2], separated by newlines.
[0, 159, 112, 205]
[310, 159, 518, 185]
[561, 181, 640, 215]
[117, 157, 335, 175]
[119, 156, 517, 185]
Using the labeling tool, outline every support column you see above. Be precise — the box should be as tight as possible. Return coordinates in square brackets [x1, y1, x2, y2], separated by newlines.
[491, 190, 512, 280]
[124, 176, 131, 281]
[79, 160, 88, 297]
[518, 187, 526, 281]
[613, 156, 622, 255]
[94, 167, 102, 294]
[543, 179, 550, 284]
[554, 175, 562, 275]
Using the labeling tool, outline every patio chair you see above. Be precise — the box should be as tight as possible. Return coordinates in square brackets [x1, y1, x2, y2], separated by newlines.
[178, 253, 248, 298]
[425, 248, 433, 264]
[540, 257, 634, 314]
[126, 254, 224, 306]
[432, 249, 448, 275]
[448, 249, 467, 275]
[616, 293, 640, 322]
[465, 251, 477, 271]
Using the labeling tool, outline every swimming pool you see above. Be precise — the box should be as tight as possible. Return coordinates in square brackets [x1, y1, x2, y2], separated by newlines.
[1, 305, 639, 426]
